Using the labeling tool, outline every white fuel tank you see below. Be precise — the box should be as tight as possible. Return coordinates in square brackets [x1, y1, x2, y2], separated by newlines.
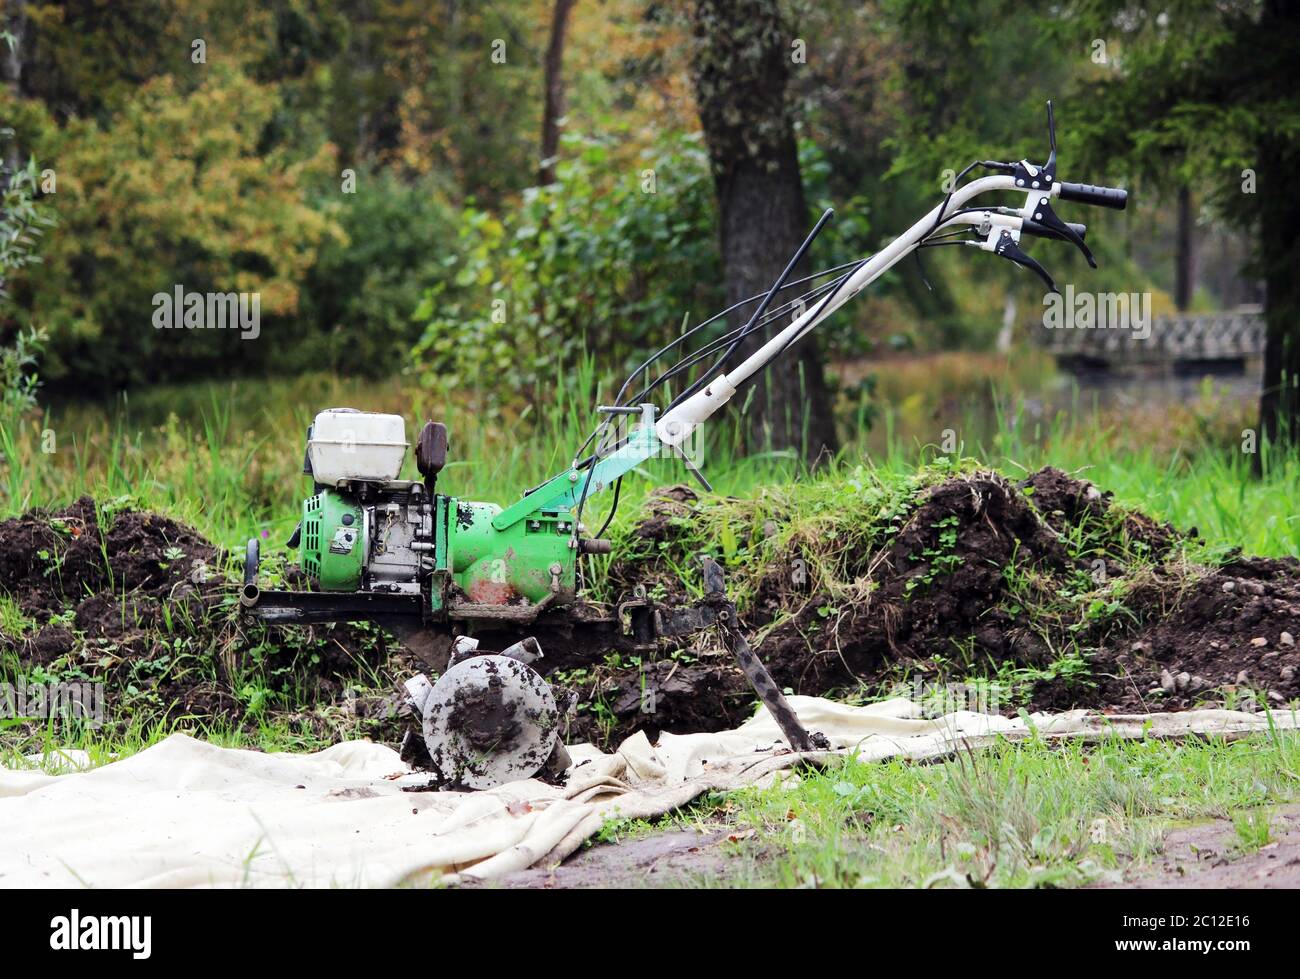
[307, 408, 408, 484]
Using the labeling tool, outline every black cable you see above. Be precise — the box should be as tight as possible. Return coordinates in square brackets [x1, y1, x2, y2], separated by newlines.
[612, 257, 860, 405]
[635, 272, 849, 406]
[664, 208, 834, 413]
[571, 258, 865, 457]
[571, 242, 842, 536]
[569, 161, 1014, 529]
[733, 163, 1012, 403]
[557, 262, 855, 496]
[594, 475, 622, 539]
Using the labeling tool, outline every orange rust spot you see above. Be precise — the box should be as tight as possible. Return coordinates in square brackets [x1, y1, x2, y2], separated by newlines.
[468, 579, 515, 604]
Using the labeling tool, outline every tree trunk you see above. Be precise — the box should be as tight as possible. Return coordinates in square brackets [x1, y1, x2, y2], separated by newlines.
[1174, 185, 1196, 311]
[1256, 0, 1300, 454]
[1257, 133, 1300, 451]
[688, 0, 838, 463]
[538, 0, 576, 186]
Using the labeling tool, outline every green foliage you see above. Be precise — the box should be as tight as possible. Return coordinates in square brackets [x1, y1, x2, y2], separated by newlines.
[0, 140, 53, 445]
[1058, 1, 1299, 203]
[5, 67, 339, 389]
[0, 327, 47, 431]
[0, 153, 55, 310]
[1232, 809, 1273, 852]
[1057, 1, 1300, 442]
[297, 170, 459, 377]
[706, 731, 1300, 888]
[903, 513, 963, 597]
[880, 0, 1159, 321]
[882, 0, 1075, 174]
[412, 131, 723, 395]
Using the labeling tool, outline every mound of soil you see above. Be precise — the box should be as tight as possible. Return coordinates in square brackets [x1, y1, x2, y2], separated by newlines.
[0, 497, 217, 655]
[571, 468, 1298, 743]
[1032, 555, 1300, 713]
[0, 497, 412, 739]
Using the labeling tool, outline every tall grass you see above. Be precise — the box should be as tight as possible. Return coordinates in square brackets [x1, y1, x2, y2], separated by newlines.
[1, 361, 1297, 558]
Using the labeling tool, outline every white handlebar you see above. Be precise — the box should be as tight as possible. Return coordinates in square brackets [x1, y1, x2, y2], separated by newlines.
[657, 173, 1033, 446]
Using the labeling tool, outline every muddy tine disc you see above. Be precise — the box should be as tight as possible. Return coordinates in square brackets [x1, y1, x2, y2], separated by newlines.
[422, 655, 560, 790]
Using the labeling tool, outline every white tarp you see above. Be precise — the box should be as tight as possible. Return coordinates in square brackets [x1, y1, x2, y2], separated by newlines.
[1, 696, 1294, 888]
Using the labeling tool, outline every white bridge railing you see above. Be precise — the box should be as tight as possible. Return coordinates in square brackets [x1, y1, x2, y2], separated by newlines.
[1042, 309, 1265, 364]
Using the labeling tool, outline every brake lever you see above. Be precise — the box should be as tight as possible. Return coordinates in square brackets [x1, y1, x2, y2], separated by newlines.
[991, 229, 1059, 294]
[1008, 101, 1060, 192]
[1029, 194, 1096, 268]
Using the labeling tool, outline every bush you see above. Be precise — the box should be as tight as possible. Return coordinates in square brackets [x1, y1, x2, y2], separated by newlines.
[412, 131, 723, 395]
[295, 170, 459, 377]
[3, 68, 337, 392]
[0, 153, 55, 312]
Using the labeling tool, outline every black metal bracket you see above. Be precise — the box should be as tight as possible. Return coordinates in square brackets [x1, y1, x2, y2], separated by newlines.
[699, 558, 829, 753]
[1025, 194, 1095, 267]
[243, 588, 423, 625]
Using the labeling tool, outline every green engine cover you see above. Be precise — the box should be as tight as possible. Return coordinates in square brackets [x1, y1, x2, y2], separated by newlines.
[295, 486, 578, 609]
[448, 500, 576, 605]
[300, 489, 365, 591]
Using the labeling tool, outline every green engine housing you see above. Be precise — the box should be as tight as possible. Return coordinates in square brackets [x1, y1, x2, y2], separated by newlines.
[298, 486, 577, 617]
[300, 490, 366, 590]
[447, 500, 577, 607]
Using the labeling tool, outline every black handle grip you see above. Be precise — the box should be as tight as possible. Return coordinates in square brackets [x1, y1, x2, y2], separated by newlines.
[1058, 182, 1128, 210]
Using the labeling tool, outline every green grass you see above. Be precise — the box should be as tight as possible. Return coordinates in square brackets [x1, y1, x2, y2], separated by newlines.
[0, 592, 37, 638]
[659, 727, 1300, 888]
[0, 708, 346, 775]
[985, 401, 1300, 557]
[1232, 809, 1274, 852]
[2, 363, 1295, 559]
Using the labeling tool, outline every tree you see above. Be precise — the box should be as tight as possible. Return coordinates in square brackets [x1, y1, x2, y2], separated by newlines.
[1062, 0, 1300, 450]
[539, 0, 576, 185]
[2, 4, 27, 171]
[2, 68, 338, 388]
[0, 154, 53, 311]
[688, 0, 838, 463]
[1174, 186, 1197, 311]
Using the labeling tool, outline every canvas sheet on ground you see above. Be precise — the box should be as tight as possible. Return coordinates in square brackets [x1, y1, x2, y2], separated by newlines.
[2, 696, 1295, 888]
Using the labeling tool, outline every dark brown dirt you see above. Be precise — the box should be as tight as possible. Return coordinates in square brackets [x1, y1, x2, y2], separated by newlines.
[0, 496, 414, 740]
[566, 467, 1299, 744]
[1021, 463, 1180, 557]
[0, 496, 217, 648]
[0, 496, 222, 679]
[461, 829, 741, 889]
[573, 472, 1077, 741]
[1031, 555, 1300, 714]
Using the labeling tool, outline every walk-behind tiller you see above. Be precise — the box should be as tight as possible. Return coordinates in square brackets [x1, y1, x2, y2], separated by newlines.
[241, 103, 1128, 788]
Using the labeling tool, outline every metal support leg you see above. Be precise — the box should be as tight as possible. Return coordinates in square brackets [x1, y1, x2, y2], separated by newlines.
[702, 558, 829, 753]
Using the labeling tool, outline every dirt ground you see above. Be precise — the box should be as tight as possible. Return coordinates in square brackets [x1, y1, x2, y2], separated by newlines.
[463, 829, 740, 889]
[4, 479, 1299, 890]
[570, 468, 1300, 743]
[1106, 804, 1300, 889]
[465, 804, 1300, 889]
[0, 496, 416, 741]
